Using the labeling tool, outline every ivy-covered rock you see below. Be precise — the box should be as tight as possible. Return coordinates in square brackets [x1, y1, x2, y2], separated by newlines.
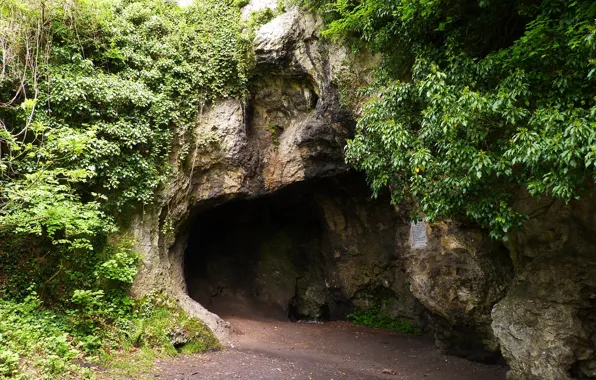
[127, 4, 361, 339]
[0, 0, 247, 377]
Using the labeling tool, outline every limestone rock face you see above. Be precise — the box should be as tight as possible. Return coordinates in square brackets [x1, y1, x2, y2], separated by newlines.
[492, 198, 596, 380]
[397, 221, 513, 362]
[123, 7, 596, 380]
[128, 6, 377, 341]
[313, 184, 426, 327]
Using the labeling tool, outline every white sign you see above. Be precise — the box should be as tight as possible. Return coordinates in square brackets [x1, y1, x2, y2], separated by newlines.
[411, 220, 428, 249]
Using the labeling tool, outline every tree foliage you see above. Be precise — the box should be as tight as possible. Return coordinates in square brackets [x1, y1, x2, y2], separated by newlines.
[308, 0, 596, 237]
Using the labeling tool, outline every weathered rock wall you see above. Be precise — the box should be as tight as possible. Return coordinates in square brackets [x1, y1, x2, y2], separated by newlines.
[313, 180, 426, 327]
[127, 1, 508, 353]
[397, 221, 513, 362]
[492, 197, 596, 379]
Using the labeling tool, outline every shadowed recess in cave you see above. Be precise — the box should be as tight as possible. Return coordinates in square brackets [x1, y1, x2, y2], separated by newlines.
[184, 180, 330, 321]
[183, 175, 406, 323]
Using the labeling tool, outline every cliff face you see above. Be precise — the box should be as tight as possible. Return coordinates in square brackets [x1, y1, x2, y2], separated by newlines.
[128, 4, 596, 379]
[128, 5, 383, 339]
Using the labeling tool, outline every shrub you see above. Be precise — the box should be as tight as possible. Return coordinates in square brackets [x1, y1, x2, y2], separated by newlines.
[348, 299, 421, 335]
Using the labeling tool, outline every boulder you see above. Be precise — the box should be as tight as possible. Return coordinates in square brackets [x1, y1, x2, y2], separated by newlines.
[398, 221, 513, 362]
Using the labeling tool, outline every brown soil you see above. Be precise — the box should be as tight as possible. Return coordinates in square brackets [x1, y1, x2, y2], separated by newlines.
[154, 316, 507, 380]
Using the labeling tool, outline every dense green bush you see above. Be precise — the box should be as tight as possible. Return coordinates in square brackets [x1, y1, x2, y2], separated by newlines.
[348, 301, 421, 334]
[0, 0, 250, 298]
[0, 293, 86, 378]
[1, 0, 249, 239]
[306, 0, 596, 237]
[0, 291, 219, 379]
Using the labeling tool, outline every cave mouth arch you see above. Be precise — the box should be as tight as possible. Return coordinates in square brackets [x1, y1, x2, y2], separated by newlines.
[183, 172, 406, 320]
[184, 178, 333, 321]
[183, 173, 404, 323]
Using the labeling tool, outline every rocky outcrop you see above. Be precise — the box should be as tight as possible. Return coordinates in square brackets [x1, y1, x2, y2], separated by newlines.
[128, 5, 379, 341]
[492, 198, 596, 379]
[397, 221, 513, 362]
[126, 2, 518, 363]
[313, 183, 426, 326]
[128, 6, 596, 379]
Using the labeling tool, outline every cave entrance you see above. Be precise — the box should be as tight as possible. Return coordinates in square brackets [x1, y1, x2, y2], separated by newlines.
[184, 182, 329, 321]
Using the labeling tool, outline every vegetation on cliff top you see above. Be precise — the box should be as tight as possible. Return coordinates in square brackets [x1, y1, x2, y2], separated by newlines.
[307, 0, 596, 237]
[0, 0, 248, 377]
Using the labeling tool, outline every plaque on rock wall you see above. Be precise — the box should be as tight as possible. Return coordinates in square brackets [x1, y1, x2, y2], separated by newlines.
[410, 220, 428, 249]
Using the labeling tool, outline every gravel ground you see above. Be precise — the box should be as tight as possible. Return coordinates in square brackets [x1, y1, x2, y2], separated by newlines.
[153, 317, 508, 380]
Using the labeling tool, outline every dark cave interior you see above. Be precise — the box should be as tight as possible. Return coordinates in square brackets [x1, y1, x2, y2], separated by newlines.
[184, 180, 328, 321]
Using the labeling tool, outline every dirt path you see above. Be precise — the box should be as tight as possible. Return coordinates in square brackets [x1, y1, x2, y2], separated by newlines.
[154, 317, 507, 380]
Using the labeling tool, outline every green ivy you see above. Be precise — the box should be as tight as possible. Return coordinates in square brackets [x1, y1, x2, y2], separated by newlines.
[0, 293, 86, 378]
[0, 0, 249, 295]
[0, 289, 220, 378]
[266, 124, 284, 150]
